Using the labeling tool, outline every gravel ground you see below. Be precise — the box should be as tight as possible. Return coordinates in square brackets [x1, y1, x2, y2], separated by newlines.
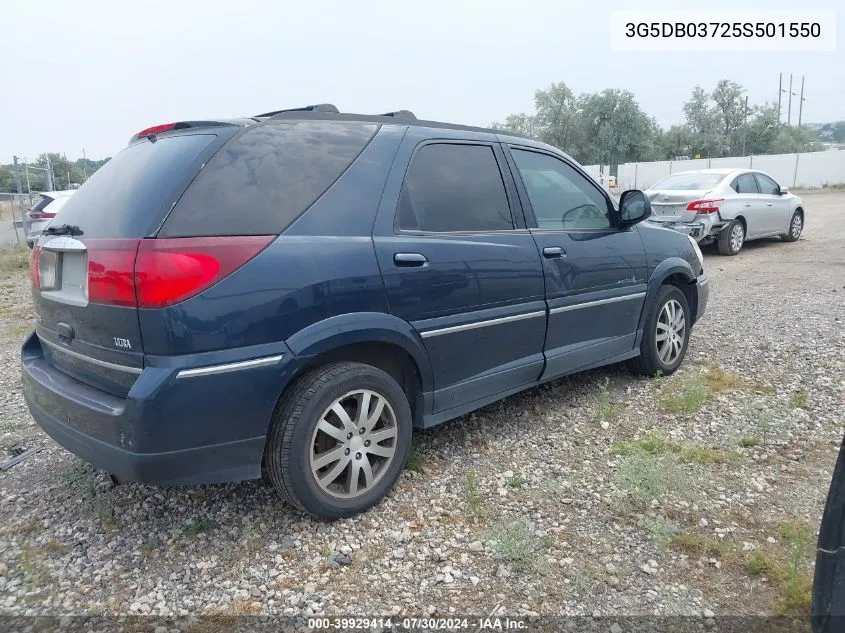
[0, 192, 843, 620]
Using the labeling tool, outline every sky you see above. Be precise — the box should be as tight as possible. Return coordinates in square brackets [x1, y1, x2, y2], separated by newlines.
[2, 0, 843, 160]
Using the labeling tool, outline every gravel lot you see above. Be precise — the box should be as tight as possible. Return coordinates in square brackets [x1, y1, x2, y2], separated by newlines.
[0, 192, 843, 621]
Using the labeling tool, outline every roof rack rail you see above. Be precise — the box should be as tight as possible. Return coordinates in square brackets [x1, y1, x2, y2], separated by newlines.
[255, 103, 340, 118]
[380, 110, 417, 120]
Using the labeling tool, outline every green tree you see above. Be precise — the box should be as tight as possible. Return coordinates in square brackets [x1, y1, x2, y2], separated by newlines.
[711, 79, 748, 155]
[659, 124, 694, 159]
[771, 126, 822, 153]
[744, 103, 780, 155]
[575, 89, 660, 165]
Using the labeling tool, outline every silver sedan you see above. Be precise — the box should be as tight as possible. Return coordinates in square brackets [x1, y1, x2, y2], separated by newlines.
[644, 169, 805, 255]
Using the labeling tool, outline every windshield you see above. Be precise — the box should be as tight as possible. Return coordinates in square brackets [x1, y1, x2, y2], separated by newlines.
[651, 173, 725, 191]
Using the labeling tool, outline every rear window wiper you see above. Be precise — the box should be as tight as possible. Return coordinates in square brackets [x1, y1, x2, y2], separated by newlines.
[43, 224, 84, 237]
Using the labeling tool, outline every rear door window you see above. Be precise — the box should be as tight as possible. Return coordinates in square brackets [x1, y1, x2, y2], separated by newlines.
[161, 121, 378, 237]
[396, 143, 513, 232]
[50, 134, 217, 238]
[735, 173, 759, 193]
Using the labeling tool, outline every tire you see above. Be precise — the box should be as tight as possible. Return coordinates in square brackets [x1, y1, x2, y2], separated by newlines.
[781, 210, 803, 242]
[629, 284, 691, 377]
[717, 219, 745, 255]
[265, 362, 412, 520]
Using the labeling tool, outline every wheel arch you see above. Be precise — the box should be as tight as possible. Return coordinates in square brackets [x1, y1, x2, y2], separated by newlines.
[645, 258, 698, 327]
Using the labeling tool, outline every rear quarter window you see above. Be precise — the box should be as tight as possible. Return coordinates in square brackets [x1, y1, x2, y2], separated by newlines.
[160, 121, 379, 237]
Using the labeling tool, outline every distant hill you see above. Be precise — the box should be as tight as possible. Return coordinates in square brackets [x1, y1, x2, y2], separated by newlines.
[805, 121, 845, 142]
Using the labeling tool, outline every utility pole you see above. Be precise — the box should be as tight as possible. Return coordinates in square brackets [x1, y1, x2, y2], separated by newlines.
[82, 149, 88, 180]
[11, 156, 24, 245]
[777, 73, 783, 124]
[741, 95, 748, 156]
[798, 76, 806, 127]
[23, 156, 31, 193]
[787, 74, 793, 125]
[45, 155, 54, 191]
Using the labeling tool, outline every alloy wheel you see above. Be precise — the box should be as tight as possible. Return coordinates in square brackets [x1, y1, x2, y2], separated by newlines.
[791, 214, 803, 239]
[656, 299, 686, 365]
[309, 389, 398, 499]
[730, 223, 744, 253]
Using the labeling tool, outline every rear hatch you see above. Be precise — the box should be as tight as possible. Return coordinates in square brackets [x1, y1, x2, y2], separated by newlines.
[646, 173, 727, 223]
[30, 131, 228, 397]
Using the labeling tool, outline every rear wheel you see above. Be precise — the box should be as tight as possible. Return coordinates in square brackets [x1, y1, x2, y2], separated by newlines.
[718, 219, 745, 255]
[629, 285, 691, 376]
[265, 362, 412, 519]
[781, 210, 803, 242]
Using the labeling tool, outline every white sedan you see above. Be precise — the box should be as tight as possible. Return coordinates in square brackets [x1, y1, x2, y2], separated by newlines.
[645, 169, 805, 255]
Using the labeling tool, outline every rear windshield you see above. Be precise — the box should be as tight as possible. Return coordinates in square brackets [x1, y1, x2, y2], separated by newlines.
[160, 121, 378, 237]
[50, 134, 216, 238]
[651, 173, 725, 191]
[30, 196, 53, 212]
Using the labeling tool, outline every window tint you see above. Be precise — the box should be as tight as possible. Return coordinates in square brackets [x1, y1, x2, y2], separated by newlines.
[162, 121, 378, 237]
[511, 149, 611, 230]
[30, 196, 54, 212]
[735, 173, 759, 194]
[50, 134, 215, 238]
[396, 144, 513, 233]
[754, 173, 780, 195]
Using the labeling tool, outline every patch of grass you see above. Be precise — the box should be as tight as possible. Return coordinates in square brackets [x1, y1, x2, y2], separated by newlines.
[42, 539, 67, 555]
[702, 368, 749, 391]
[642, 516, 678, 550]
[483, 519, 536, 569]
[615, 452, 696, 503]
[789, 392, 808, 409]
[140, 535, 162, 557]
[17, 521, 42, 535]
[612, 429, 741, 464]
[745, 551, 769, 575]
[0, 245, 29, 277]
[506, 474, 525, 489]
[594, 377, 620, 424]
[184, 517, 214, 536]
[739, 437, 760, 448]
[464, 470, 487, 523]
[9, 323, 32, 338]
[670, 533, 736, 559]
[405, 435, 423, 472]
[660, 376, 712, 414]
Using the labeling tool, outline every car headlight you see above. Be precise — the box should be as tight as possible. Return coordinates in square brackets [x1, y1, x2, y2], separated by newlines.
[687, 234, 704, 272]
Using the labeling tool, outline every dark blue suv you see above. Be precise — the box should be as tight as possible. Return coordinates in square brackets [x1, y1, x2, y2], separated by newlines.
[21, 104, 708, 519]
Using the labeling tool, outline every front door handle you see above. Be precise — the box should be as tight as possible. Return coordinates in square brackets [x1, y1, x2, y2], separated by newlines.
[542, 246, 566, 258]
[766, 202, 773, 206]
[393, 252, 428, 267]
[744, 203, 751, 207]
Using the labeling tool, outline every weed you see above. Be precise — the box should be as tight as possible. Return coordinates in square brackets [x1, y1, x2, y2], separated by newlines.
[140, 535, 162, 556]
[677, 445, 741, 464]
[17, 521, 42, 535]
[9, 323, 32, 338]
[184, 517, 214, 536]
[615, 452, 696, 503]
[745, 551, 769, 575]
[594, 377, 619, 423]
[540, 535, 555, 549]
[670, 533, 735, 559]
[612, 429, 666, 456]
[483, 519, 536, 569]
[642, 516, 677, 550]
[612, 429, 740, 464]
[789, 392, 808, 409]
[405, 435, 423, 472]
[703, 368, 749, 391]
[739, 437, 760, 448]
[506, 474, 525, 489]
[42, 539, 67, 555]
[660, 377, 711, 414]
[464, 471, 487, 523]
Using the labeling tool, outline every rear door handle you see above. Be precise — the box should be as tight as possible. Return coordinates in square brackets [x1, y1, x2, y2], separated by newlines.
[766, 202, 773, 206]
[542, 246, 566, 258]
[393, 252, 428, 267]
[744, 203, 751, 207]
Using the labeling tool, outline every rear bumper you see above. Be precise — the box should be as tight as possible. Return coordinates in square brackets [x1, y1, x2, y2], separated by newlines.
[21, 333, 296, 485]
[649, 216, 717, 242]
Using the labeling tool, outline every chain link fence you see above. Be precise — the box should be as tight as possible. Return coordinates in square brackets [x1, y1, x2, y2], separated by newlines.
[0, 192, 36, 247]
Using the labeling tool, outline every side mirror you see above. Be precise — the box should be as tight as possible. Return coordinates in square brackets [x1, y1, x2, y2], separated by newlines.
[779, 185, 789, 195]
[619, 189, 652, 227]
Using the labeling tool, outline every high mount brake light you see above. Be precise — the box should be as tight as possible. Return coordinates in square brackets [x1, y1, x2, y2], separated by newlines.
[136, 123, 177, 137]
[686, 199, 724, 214]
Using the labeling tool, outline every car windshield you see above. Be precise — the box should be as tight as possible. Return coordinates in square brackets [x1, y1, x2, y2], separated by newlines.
[651, 173, 725, 190]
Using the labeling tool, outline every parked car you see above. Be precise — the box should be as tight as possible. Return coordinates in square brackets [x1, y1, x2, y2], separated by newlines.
[21, 104, 708, 519]
[645, 169, 805, 255]
[24, 190, 75, 248]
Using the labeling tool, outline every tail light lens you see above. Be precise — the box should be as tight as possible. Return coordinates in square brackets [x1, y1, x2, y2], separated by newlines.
[80, 236, 274, 308]
[29, 245, 42, 290]
[686, 199, 724, 214]
[134, 236, 273, 308]
[28, 211, 57, 220]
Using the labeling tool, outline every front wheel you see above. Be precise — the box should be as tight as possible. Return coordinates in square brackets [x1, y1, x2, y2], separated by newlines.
[629, 285, 691, 376]
[781, 210, 803, 242]
[717, 219, 745, 255]
[265, 362, 412, 520]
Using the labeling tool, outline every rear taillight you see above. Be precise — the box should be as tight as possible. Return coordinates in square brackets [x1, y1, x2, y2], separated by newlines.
[28, 211, 57, 221]
[29, 245, 42, 290]
[83, 236, 273, 308]
[686, 199, 724, 214]
[87, 239, 142, 307]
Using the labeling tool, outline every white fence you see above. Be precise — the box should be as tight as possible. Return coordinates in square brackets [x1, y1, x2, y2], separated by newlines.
[584, 150, 845, 192]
